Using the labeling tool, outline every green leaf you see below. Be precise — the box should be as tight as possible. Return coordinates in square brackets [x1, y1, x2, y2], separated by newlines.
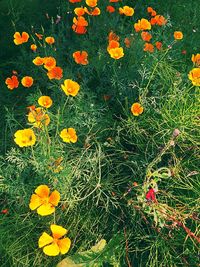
[57, 234, 124, 267]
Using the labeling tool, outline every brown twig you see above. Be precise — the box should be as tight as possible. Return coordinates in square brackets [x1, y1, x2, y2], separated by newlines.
[123, 227, 132, 267]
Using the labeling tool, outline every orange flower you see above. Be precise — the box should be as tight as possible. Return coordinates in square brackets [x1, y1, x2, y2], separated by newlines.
[13, 32, 29, 45]
[74, 7, 85, 16]
[35, 33, 43, 39]
[134, 18, 151, 32]
[72, 16, 88, 34]
[86, 0, 97, 8]
[38, 96, 53, 108]
[107, 40, 120, 52]
[109, 0, 119, 2]
[188, 68, 200, 86]
[107, 6, 115, 13]
[47, 66, 63, 80]
[21, 76, 34, 87]
[38, 224, 71, 256]
[69, 0, 82, 2]
[73, 51, 89, 65]
[150, 15, 167, 26]
[28, 107, 50, 128]
[155, 41, 162, 50]
[143, 43, 154, 53]
[61, 79, 80, 96]
[108, 47, 124, 60]
[60, 128, 78, 143]
[45, 36, 55, 45]
[30, 44, 37, 51]
[191, 54, 200, 67]
[119, 6, 134, 16]
[124, 37, 132, 48]
[174, 31, 183, 40]
[14, 128, 36, 147]
[131, 103, 144, 116]
[5, 75, 19, 90]
[108, 31, 120, 42]
[87, 7, 101, 16]
[147, 7, 157, 17]
[33, 56, 44, 66]
[141, 31, 152, 42]
[29, 185, 60, 216]
[43, 57, 57, 70]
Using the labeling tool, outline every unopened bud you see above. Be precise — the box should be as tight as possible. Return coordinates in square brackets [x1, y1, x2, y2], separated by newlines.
[173, 128, 180, 138]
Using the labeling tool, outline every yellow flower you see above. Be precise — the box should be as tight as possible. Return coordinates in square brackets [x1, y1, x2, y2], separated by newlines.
[14, 128, 36, 147]
[131, 103, 144, 116]
[28, 107, 50, 128]
[38, 224, 71, 256]
[188, 68, 200, 86]
[108, 47, 124, 59]
[29, 185, 60, 216]
[61, 79, 80, 96]
[191, 54, 200, 67]
[86, 0, 97, 8]
[38, 96, 53, 108]
[119, 6, 134, 16]
[45, 36, 55, 45]
[60, 128, 78, 143]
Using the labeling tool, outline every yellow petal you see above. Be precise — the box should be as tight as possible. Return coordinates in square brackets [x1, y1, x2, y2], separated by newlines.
[29, 194, 42, 210]
[49, 190, 60, 206]
[50, 224, 67, 239]
[38, 232, 53, 248]
[43, 243, 60, 256]
[37, 203, 55, 216]
[35, 185, 50, 198]
[57, 237, 71, 254]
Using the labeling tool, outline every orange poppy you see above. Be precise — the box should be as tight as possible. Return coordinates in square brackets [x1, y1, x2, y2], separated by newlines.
[43, 57, 57, 70]
[147, 7, 157, 17]
[141, 31, 152, 42]
[108, 47, 124, 60]
[119, 6, 134, 16]
[60, 128, 78, 143]
[72, 16, 88, 34]
[134, 18, 151, 32]
[124, 37, 131, 48]
[30, 44, 37, 51]
[150, 15, 167, 26]
[108, 31, 120, 42]
[188, 68, 200, 86]
[74, 7, 85, 16]
[33, 56, 44, 66]
[5, 75, 19, 90]
[107, 40, 120, 52]
[73, 51, 89, 65]
[131, 103, 144, 116]
[45, 36, 55, 45]
[86, 0, 97, 8]
[191, 54, 200, 67]
[35, 33, 43, 39]
[61, 79, 80, 97]
[38, 96, 53, 108]
[107, 6, 115, 13]
[174, 31, 183, 40]
[21, 76, 34, 87]
[28, 107, 50, 128]
[155, 41, 162, 50]
[109, 0, 119, 2]
[69, 0, 82, 2]
[47, 66, 63, 80]
[84, 7, 101, 16]
[13, 32, 29, 45]
[143, 43, 154, 53]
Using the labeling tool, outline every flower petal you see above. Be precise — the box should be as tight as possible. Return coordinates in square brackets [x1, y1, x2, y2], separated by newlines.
[35, 185, 50, 198]
[49, 190, 60, 206]
[43, 243, 60, 256]
[38, 232, 53, 248]
[37, 203, 55, 216]
[29, 194, 43, 210]
[50, 224, 67, 239]
[57, 237, 71, 254]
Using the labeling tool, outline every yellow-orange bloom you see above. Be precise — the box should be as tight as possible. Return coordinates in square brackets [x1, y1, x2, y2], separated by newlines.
[72, 16, 88, 34]
[5, 75, 19, 90]
[107, 40, 120, 52]
[147, 7, 157, 17]
[119, 6, 134, 16]
[188, 68, 200, 86]
[131, 103, 144, 116]
[86, 0, 97, 8]
[21, 76, 34, 87]
[30, 44, 37, 51]
[144, 43, 154, 53]
[13, 32, 29, 45]
[174, 31, 183, 40]
[74, 7, 85, 16]
[14, 128, 36, 147]
[109, 47, 124, 59]
[73, 51, 89, 65]
[150, 15, 167, 26]
[47, 66, 63, 80]
[28, 107, 50, 128]
[84, 7, 101, 16]
[43, 57, 57, 70]
[141, 31, 152, 42]
[69, 0, 81, 2]
[33, 56, 44, 66]
[191, 54, 200, 67]
[134, 18, 151, 32]
[61, 79, 80, 96]
[38, 96, 53, 108]
[38, 224, 71, 256]
[107, 5, 115, 13]
[29, 185, 60, 216]
[45, 36, 55, 45]
[60, 128, 78, 143]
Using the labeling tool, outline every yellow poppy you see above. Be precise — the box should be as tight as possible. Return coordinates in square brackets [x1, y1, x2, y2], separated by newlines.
[14, 128, 36, 147]
[61, 79, 80, 96]
[60, 128, 78, 143]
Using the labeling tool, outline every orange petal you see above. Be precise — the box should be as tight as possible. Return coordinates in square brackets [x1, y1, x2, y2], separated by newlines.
[35, 185, 50, 198]
[57, 237, 71, 254]
[38, 232, 53, 248]
[37, 203, 55, 216]
[50, 224, 67, 239]
[49, 190, 60, 206]
[29, 194, 43, 210]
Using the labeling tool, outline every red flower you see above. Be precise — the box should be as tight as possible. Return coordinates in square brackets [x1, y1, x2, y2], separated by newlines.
[146, 188, 156, 201]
